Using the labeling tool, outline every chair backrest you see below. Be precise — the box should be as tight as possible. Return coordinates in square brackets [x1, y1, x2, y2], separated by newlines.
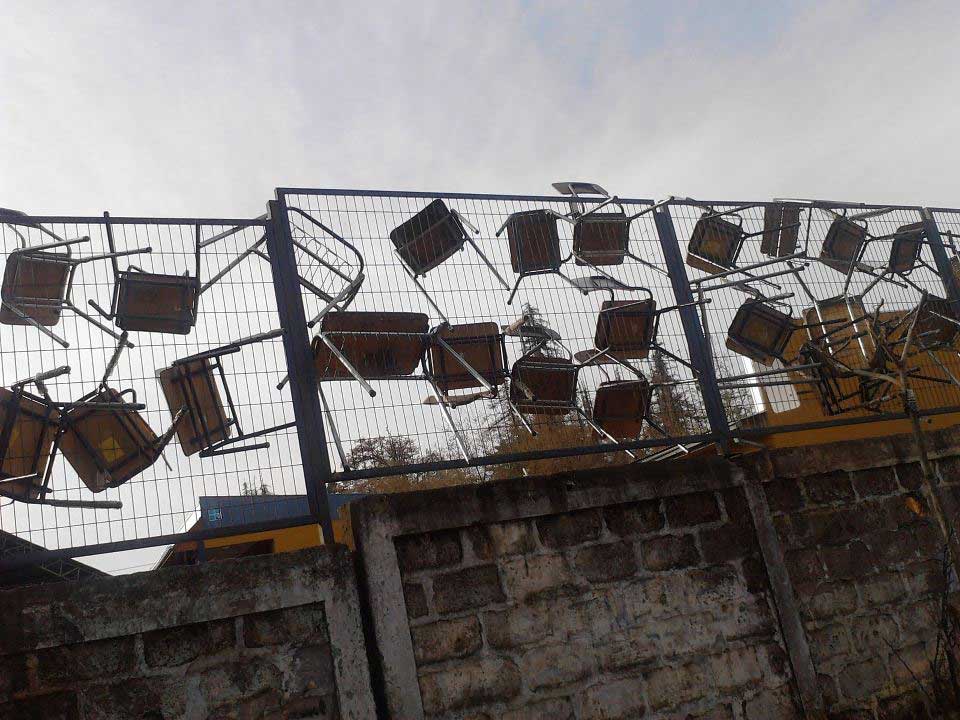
[820, 217, 867, 272]
[595, 299, 658, 358]
[593, 379, 651, 439]
[687, 215, 743, 273]
[116, 270, 200, 334]
[315, 311, 428, 380]
[761, 203, 801, 258]
[573, 213, 630, 266]
[61, 387, 161, 492]
[888, 222, 925, 274]
[0, 253, 73, 326]
[158, 359, 232, 456]
[510, 356, 578, 414]
[506, 211, 562, 274]
[390, 199, 467, 275]
[0, 387, 60, 486]
[427, 322, 506, 393]
[725, 300, 796, 366]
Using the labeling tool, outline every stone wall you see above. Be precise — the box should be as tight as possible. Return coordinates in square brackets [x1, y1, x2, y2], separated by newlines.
[354, 457, 801, 719]
[4, 428, 960, 720]
[0, 545, 376, 719]
[764, 433, 960, 719]
[354, 430, 960, 720]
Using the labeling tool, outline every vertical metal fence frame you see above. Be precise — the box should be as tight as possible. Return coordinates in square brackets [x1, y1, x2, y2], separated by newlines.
[3, 189, 960, 565]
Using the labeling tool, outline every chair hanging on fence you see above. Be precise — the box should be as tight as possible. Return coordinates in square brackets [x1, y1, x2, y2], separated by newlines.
[496, 209, 586, 304]
[59, 386, 182, 493]
[591, 378, 653, 441]
[57, 332, 183, 493]
[390, 199, 509, 321]
[0, 209, 148, 348]
[909, 294, 960, 352]
[422, 316, 561, 459]
[89, 213, 197, 335]
[552, 182, 669, 282]
[0, 368, 64, 506]
[158, 329, 294, 458]
[760, 202, 802, 258]
[313, 311, 429, 396]
[685, 204, 802, 293]
[574, 289, 701, 376]
[725, 299, 797, 366]
[819, 216, 870, 276]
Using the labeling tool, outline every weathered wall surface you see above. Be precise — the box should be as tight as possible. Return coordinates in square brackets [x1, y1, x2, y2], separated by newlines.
[0, 545, 376, 719]
[4, 429, 960, 720]
[764, 434, 960, 719]
[355, 457, 800, 720]
[354, 429, 960, 720]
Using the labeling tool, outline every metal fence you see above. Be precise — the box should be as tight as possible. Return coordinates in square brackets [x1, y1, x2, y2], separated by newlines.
[2, 188, 959, 566]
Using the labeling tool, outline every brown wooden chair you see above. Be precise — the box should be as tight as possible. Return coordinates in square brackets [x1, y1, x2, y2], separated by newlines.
[0, 379, 61, 504]
[725, 300, 797, 366]
[313, 311, 429, 398]
[1, 208, 147, 347]
[60, 387, 183, 493]
[592, 378, 653, 441]
[761, 203, 802, 258]
[390, 199, 509, 320]
[496, 209, 585, 303]
[159, 329, 293, 458]
[88, 213, 199, 335]
[820, 217, 869, 276]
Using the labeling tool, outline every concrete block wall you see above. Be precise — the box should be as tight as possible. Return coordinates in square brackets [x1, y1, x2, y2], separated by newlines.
[0, 545, 376, 719]
[763, 431, 960, 719]
[354, 457, 801, 719]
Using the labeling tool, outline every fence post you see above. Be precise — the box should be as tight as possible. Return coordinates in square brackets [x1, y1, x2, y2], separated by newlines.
[265, 196, 335, 544]
[652, 203, 731, 451]
[922, 208, 960, 304]
[733, 458, 827, 719]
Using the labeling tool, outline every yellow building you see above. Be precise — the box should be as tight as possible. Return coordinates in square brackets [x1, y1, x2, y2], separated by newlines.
[156, 493, 357, 567]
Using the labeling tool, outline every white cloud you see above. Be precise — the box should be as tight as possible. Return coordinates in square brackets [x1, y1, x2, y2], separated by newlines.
[2, 0, 957, 217]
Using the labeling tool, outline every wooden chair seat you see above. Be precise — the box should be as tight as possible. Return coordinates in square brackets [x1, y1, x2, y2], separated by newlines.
[390, 199, 466, 275]
[0, 388, 60, 495]
[725, 301, 796, 366]
[61, 388, 162, 492]
[510, 356, 578, 415]
[686, 215, 743, 274]
[115, 271, 200, 334]
[760, 203, 801, 258]
[505, 210, 563, 274]
[314, 312, 428, 380]
[595, 299, 657, 359]
[573, 213, 630, 266]
[889, 222, 924, 274]
[0, 253, 71, 326]
[593, 379, 651, 439]
[820, 218, 867, 273]
[158, 359, 232, 456]
[427, 322, 506, 394]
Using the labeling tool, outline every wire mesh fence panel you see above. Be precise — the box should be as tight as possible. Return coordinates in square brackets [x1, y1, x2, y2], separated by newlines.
[668, 199, 960, 436]
[276, 189, 713, 485]
[4, 191, 960, 560]
[0, 213, 306, 554]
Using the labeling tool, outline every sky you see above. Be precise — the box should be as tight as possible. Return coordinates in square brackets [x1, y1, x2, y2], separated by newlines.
[3, 0, 959, 219]
[2, 0, 959, 574]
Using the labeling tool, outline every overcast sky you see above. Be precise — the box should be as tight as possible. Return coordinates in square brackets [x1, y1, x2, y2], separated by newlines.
[3, 0, 959, 219]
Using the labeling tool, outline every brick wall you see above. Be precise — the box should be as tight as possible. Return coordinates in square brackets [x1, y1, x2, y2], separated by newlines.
[0, 545, 376, 719]
[764, 441, 960, 719]
[394, 488, 796, 720]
